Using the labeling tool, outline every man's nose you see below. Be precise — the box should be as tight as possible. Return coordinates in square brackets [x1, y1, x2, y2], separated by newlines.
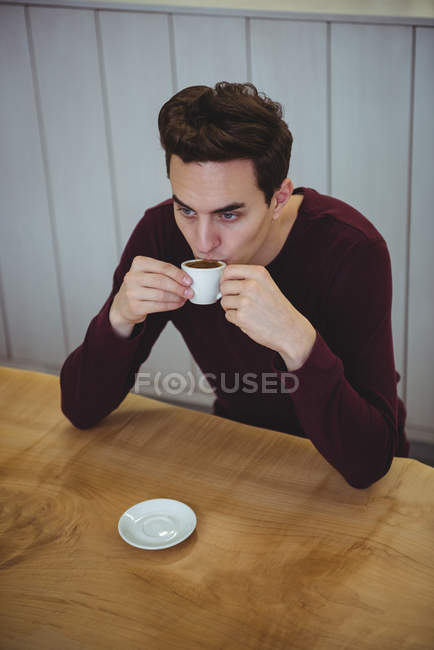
[196, 220, 219, 254]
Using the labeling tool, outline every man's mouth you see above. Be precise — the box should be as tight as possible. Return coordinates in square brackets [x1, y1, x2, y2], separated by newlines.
[197, 256, 227, 263]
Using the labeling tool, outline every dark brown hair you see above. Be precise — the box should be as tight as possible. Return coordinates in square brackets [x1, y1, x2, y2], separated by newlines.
[158, 82, 293, 205]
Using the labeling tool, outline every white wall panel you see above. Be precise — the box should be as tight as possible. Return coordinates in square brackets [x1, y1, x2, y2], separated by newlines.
[99, 10, 173, 248]
[29, 6, 119, 353]
[173, 14, 247, 89]
[99, 10, 196, 381]
[250, 19, 328, 191]
[407, 27, 434, 433]
[0, 5, 65, 366]
[330, 23, 412, 392]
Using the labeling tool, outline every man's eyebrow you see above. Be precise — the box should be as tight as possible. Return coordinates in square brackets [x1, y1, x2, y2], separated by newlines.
[172, 194, 246, 214]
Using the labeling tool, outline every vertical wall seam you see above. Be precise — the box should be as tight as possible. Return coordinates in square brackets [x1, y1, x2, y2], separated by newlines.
[95, 9, 122, 260]
[168, 13, 178, 93]
[246, 16, 252, 81]
[25, 5, 70, 358]
[403, 25, 416, 406]
[0, 263, 12, 359]
[326, 21, 332, 195]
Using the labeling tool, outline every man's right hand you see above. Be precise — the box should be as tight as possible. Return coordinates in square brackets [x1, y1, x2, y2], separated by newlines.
[109, 256, 193, 338]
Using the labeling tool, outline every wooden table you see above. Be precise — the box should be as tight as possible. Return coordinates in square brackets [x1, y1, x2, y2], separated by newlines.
[1, 367, 433, 650]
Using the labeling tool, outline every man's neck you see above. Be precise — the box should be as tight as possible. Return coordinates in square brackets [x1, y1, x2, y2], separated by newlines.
[255, 193, 304, 267]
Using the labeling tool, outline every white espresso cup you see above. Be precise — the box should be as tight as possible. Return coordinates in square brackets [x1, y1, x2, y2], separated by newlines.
[181, 259, 226, 305]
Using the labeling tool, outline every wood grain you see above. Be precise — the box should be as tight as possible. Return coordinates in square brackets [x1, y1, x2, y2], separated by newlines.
[1, 367, 433, 650]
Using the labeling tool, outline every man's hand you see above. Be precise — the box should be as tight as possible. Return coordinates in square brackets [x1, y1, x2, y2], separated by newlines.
[109, 256, 193, 338]
[220, 265, 317, 371]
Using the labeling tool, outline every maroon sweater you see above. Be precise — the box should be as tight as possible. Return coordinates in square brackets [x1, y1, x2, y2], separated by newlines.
[60, 187, 409, 488]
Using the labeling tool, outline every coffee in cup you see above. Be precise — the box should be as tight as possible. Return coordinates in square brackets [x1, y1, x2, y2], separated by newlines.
[181, 259, 226, 305]
[184, 260, 222, 269]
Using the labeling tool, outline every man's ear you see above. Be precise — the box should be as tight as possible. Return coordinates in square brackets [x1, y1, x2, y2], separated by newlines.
[272, 178, 294, 219]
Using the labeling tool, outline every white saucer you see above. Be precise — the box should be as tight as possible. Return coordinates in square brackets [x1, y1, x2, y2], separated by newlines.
[118, 499, 197, 550]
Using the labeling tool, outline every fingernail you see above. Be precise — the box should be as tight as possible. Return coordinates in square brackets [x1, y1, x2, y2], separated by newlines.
[182, 276, 192, 285]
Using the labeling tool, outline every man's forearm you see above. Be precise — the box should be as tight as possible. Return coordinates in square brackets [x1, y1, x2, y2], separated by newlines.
[109, 304, 144, 339]
[284, 331, 397, 489]
[279, 318, 317, 371]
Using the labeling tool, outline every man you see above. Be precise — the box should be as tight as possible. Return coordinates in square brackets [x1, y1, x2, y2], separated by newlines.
[60, 82, 409, 488]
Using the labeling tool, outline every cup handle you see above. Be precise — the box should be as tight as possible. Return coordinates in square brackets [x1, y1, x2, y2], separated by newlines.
[216, 291, 222, 300]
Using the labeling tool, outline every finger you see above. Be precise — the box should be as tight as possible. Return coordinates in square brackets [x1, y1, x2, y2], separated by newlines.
[220, 295, 242, 311]
[134, 297, 187, 315]
[134, 273, 193, 300]
[131, 256, 192, 287]
[222, 264, 265, 281]
[223, 308, 237, 324]
[220, 279, 245, 296]
[133, 286, 192, 303]
[148, 302, 186, 315]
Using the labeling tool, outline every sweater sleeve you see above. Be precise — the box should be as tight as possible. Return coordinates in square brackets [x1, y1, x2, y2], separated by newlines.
[60, 213, 171, 429]
[274, 238, 400, 488]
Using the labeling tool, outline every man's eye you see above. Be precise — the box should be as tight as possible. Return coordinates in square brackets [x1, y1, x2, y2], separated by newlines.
[177, 207, 195, 217]
[220, 212, 238, 221]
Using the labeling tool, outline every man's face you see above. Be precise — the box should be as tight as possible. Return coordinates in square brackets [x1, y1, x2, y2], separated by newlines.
[169, 154, 287, 265]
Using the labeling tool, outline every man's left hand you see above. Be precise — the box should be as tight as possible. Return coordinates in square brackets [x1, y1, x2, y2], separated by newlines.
[220, 265, 317, 371]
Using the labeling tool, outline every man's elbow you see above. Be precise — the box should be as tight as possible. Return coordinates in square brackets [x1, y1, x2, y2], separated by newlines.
[341, 456, 393, 490]
[345, 473, 383, 490]
[61, 403, 103, 430]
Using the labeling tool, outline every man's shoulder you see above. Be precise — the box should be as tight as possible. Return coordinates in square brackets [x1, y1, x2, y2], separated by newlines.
[120, 198, 184, 262]
[139, 197, 174, 225]
[302, 188, 385, 245]
[147, 197, 174, 213]
[129, 198, 175, 239]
